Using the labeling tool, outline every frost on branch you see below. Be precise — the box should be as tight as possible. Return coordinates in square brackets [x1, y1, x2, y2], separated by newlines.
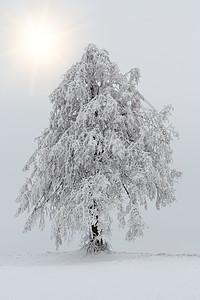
[16, 44, 181, 252]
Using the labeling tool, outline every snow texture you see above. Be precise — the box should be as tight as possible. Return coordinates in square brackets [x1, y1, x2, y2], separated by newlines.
[0, 251, 199, 300]
[16, 44, 181, 249]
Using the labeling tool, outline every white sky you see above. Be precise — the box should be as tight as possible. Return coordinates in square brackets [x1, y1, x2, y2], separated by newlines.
[0, 0, 199, 255]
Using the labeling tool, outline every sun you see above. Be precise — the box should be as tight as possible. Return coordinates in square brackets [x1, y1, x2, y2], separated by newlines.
[26, 26, 55, 58]
[23, 22, 57, 61]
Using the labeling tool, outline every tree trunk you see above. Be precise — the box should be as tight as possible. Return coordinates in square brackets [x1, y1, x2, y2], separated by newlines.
[87, 202, 105, 252]
[91, 223, 99, 239]
[91, 221, 103, 245]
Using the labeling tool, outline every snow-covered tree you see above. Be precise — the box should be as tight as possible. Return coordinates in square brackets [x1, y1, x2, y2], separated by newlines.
[16, 44, 181, 252]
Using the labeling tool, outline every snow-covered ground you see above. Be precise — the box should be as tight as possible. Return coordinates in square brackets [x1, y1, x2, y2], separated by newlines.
[0, 251, 200, 300]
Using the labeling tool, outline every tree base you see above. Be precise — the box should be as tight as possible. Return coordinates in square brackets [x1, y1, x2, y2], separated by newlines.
[83, 239, 109, 254]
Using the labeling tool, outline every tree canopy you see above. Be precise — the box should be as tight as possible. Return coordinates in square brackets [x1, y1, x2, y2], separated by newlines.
[16, 44, 181, 252]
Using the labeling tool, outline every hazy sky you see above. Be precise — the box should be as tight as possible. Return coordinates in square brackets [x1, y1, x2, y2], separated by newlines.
[0, 0, 199, 255]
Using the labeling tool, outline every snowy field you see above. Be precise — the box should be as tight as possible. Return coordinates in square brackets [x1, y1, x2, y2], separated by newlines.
[0, 251, 200, 300]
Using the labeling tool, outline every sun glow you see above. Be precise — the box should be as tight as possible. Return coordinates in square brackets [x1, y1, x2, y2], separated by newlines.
[0, 2, 88, 97]
[23, 22, 57, 60]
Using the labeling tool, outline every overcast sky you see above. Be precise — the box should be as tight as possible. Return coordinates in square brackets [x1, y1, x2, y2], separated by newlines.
[0, 0, 199, 255]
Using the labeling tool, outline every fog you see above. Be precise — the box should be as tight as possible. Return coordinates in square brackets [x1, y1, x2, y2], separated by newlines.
[0, 0, 199, 255]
